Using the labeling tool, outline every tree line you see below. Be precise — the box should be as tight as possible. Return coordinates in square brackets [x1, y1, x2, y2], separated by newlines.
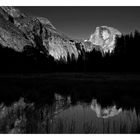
[0, 30, 140, 73]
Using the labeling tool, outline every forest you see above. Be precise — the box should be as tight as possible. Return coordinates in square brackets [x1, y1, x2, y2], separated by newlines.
[0, 30, 140, 73]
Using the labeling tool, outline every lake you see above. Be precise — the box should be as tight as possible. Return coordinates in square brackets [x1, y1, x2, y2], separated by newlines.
[0, 73, 140, 133]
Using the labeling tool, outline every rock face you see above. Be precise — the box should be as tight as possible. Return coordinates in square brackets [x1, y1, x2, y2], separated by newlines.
[0, 7, 121, 62]
[87, 26, 122, 54]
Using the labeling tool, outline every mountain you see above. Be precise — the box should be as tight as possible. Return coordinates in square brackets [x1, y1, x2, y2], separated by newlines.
[0, 6, 121, 63]
[87, 26, 121, 54]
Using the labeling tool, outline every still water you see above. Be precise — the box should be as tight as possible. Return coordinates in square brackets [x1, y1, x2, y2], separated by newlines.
[0, 73, 140, 133]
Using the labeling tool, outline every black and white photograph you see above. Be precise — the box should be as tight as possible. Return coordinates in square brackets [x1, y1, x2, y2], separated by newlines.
[0, 1, 140, 136]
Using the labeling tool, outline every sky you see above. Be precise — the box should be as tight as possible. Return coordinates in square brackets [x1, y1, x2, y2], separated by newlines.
[17, 7, 140, 39]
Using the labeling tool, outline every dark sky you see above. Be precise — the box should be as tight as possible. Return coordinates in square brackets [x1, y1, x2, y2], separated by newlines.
[17, 7, 140, 39]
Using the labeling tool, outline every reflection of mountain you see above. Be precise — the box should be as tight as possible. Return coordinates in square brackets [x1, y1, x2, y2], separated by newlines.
[0, 96, 139, 133]
[52, 94, 140, 133]
[91, 99, 122, 118]
[52, 94, 122, 119]
[53, 93, 71, 115]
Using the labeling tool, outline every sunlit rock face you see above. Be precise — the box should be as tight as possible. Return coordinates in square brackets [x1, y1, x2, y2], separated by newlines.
[91, 99, 122, 118]
[0, 7, 121, 62]
[88, 26, 122, 54]
[0, 6, 84, 61]
[0, 7, 32, 51]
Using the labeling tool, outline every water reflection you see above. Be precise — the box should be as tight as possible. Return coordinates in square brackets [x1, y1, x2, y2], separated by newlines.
[54, 93, 71, 115]
[0, 93, 139, 133]
[54, 93, 122, 119]
[0, 74, 140, 133]
[52, 94, 140, 133]
[91, 99, 122, 118]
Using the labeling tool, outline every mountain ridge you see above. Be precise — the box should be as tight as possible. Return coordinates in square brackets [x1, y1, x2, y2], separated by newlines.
[0, 6, 121, 62]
